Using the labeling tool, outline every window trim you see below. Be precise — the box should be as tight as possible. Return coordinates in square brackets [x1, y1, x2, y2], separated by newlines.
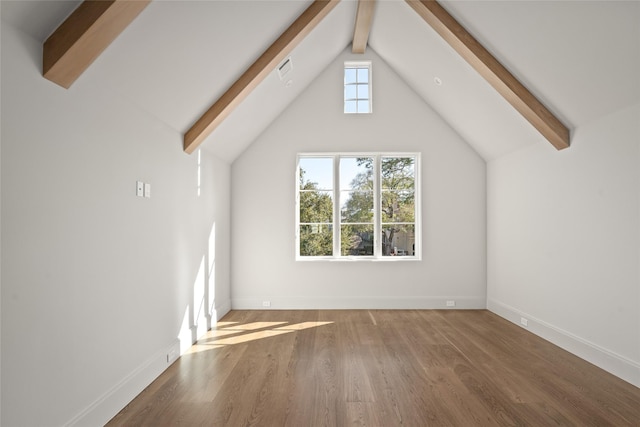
[296, 152, 421, 261]
[344, 61, 372, 114]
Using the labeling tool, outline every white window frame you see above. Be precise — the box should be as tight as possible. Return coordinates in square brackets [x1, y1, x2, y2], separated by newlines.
[344, 61, 372, 114]
[296, 152, 421, 261]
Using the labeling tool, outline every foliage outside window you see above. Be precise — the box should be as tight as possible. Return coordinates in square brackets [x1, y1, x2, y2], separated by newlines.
[297, 154, 419, 260]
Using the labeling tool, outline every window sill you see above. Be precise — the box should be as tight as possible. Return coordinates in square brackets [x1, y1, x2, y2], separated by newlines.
[296, 256, 421, 262]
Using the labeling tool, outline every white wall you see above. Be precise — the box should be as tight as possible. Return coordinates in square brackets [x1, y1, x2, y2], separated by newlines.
[1, 22, 231, 426]
[0, 6, 3, 423]
[487, 103, 640, 387]
[231, 48, 486, 310]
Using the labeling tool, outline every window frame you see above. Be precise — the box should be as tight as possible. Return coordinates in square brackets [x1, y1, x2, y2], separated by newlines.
[344, 61, 372, 114]
[296, 152, 421, 261]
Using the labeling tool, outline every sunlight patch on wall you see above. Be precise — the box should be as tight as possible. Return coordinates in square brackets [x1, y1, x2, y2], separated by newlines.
[194, 256, 206, 337]
[197, 149, 202, 197]
[178, 308, 193, 354]
[207, 223, 216, 320]
[208, 223, 216, 275]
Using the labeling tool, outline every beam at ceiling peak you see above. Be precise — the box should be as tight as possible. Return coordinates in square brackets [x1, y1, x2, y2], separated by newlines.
[183, 0, 341, 154]
[43, 0, 151, 89]
[406, 0, 570, 150]
[352, 0, 376, 54]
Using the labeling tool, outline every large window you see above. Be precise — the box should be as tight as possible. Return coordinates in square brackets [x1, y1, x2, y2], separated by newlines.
[297, 153, 419, 260]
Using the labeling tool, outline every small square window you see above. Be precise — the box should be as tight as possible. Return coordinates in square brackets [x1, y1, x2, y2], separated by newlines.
[344, 61, 371, 114]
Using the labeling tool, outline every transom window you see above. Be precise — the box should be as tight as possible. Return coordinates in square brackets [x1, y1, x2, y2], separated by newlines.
[344, 61, 371, 114]
[297, 153, 420, 260]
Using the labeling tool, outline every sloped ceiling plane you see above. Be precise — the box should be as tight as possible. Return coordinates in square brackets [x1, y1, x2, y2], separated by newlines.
[4, 0, 636, 161]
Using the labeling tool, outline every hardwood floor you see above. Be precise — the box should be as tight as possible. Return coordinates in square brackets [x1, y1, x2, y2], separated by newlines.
[107, 310, 640, 426]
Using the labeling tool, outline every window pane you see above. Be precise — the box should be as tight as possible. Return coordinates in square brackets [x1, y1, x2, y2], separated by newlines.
[297, 153, 418, 260]
[381, 224, 415, 256]
[340, 157, 373, 190]
[299, 157, 333, 191]
[357, 67, 369, 83]
[341, 224, 374, 256]
[345, 68, 357, 84]
[357, 100, 370, 113]
[300, 191, 333, 223]
[345, 63, 371, 115]
[381, 157, 415, 190]
[300, 225, 333, 256]
[356, 84, 369, 99]
[344, 100, 357, 113]
[341, 191, 373, 223]
[381, 190, 415, 223]
[345, 84, 357, 100]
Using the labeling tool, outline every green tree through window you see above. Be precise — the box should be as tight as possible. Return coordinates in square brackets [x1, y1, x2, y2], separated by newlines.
[299, 168, 333, 256]
[298, 154, 418, 259]
[342, 157, 415, 256]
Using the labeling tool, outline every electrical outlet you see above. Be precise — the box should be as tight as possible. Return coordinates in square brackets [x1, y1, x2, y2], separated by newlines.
[144, 183, 151, 198]
[446, 300, 455, 307]
[520, 317, 528, 327]
[167, 348, 178, 364]
[262, 301, 271, 307]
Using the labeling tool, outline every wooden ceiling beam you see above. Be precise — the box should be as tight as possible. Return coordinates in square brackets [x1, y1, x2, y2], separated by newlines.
[183, 0, 340, 154]
[406, 0, 570, 150]
[352, 0, 376, 54]
[44, 0, 150, 89]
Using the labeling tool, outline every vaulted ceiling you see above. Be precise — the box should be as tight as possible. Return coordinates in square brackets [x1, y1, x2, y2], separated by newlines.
[2, 0, 639, 162]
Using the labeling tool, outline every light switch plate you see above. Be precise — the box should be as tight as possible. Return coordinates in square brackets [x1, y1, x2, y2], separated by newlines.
[144, 183, 151, 198]
[136, 181, 144, 197]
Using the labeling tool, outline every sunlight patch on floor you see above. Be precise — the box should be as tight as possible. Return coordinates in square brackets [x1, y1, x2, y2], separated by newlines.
[213, 329, 294, 345]
[184, 343, 225, 354]
[205, 329, 246, 338]
[276, 321, 334, 330]
[215, 321, 239, 327]
[224, 321, 289, 331]
[187, 320, 336, 353]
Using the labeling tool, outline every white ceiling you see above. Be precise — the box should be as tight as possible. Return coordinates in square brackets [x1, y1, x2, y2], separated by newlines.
[2, 0, 639, 162]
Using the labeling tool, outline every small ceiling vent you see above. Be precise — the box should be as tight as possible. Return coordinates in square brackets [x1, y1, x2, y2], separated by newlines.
[277, 57, 293, 80]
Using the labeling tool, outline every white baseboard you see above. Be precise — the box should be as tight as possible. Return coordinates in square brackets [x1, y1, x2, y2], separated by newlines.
[231, 296, 486, 310]
[65, 339, 181, 427]
[488, 299, 640, 388]
[212, 299, 232, 321]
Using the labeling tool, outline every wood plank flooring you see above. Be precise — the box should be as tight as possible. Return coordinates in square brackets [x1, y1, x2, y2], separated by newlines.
[107, 310, 640, 426]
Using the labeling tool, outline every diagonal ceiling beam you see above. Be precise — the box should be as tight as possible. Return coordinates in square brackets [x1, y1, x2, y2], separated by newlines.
[183, 0, 341, 154]
[406, 0, 570, 150]
[43, 0, 151, 89]
[352, 0, 376, 54]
